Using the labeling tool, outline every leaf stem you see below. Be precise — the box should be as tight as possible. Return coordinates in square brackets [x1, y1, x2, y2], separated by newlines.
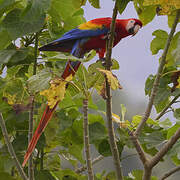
[0, 113, 28, 180]
[105, 1, 123, 179]
[83, 98, 94, 180]
[134, 9, 180, 137]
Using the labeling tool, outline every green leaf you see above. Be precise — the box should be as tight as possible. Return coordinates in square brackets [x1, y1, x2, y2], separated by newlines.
[154, 88, 171, 113]
[117, 0, 131, 14]
[145, 74, 155, 96]
[2, 8, 45, 39]
[167, 123, 180, 139]
[98, 138, 124, 157]
[88, 113, 104, 125]
[0, 0, 19, 17]
[44, 153, 61, 170]
[173, 36, 180, 66]
[112, 58, 120, 70]
[150, 30, 168, 55]
[53, 169, 82, 180]
[0, 28, 11, 50]
[28, 69, 52, 93]
[128, 169, 143, 179]
[98, 139, 111, 157]
[142, 131, 165, 149]
[134, 0, 156, 25]
[159, 118, 172, 129]
[0, 49, 16, 64]
[12, 134, 27, 152]
[174, 108, 180, 120]
[35, 170, 56, 180]
[89, 122, 107, 144]
[88, 0, 100, 9]
[49, 0, 84, 24]
[132, 115, 158, 126]
[0, 172, 16, 180]
[105, 172, 116, 180]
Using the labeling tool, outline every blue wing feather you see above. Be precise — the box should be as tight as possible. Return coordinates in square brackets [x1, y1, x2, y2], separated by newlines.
[52, 27, 109, 43]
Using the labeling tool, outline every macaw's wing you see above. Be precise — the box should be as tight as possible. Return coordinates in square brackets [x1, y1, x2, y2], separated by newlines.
[39, 21, 109, 56]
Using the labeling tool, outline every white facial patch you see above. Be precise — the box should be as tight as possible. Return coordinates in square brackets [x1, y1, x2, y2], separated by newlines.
[125, 20, 136, 32]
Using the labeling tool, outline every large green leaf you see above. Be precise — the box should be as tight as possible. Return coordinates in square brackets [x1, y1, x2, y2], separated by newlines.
[89, 122, 107, 144]
[0, 28, 11, 50]
[150, 30, 168, 55]
[28, 69, 52, 93]
[134, 0, 156, 25]
[2, 8, 45, 39]
[35, 170, 56, 180]
[49, 0, 84, 24]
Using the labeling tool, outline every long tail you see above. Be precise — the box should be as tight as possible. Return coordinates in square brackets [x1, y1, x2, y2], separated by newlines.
[22, 60, 81, 167]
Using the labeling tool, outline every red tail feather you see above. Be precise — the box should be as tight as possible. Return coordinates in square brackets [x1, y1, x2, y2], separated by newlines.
[22, 60, 81, 167]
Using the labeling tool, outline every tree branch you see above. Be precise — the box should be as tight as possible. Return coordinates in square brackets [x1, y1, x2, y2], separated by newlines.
[75, 155, 104, 174]
[128, 131, 147, 165]
[0, 113, 28, 180]
[149, 128, 180, 168]
[105, 1, 123, 179]
[28, 32, 38, 180]
[134, 9, 180, 136]
[83, 98, 94, 180]
[160, 165, 180, 180]
[155, 93, 180, 120]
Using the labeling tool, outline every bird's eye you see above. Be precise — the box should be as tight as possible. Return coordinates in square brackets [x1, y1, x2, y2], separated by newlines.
[130, 20, 134, 23]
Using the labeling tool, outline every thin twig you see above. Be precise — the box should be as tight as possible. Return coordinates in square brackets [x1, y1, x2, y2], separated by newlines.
[75, 155, 104, 174]
[28, 33, 38, 180]
[134, 9, 180, 136]
[155, 94, 180, 120]
[83, 98, 94, 180]
[160, 165, 180, 180]
[105, 1, 123, 179]
[28, 96, 35, 180]
[0, 113, 28, 180]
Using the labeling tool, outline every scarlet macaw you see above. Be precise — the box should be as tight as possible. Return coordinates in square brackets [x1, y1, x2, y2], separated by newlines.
[22, 17, 142, 167]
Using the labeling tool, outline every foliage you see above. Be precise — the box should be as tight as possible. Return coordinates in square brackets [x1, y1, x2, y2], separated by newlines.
[0, 0, 179, 180]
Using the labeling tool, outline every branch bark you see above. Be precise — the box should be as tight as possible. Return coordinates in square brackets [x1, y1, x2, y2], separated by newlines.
[134, 9, 180, 136]
[0, 113, 28, 180]
[149, 128, 180, 168]
[83, 98, 94, 180]
[75, 155, 104, 174]
[160, 165, 180, 180]
[28, 32, 38, 180]
[129, 131, 147, 165]
[105, 1, 123, 179]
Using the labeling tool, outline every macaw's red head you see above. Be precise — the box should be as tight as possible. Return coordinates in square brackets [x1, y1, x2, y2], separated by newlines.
[124, 18, 143, 36]
[114, 18, 142, 39]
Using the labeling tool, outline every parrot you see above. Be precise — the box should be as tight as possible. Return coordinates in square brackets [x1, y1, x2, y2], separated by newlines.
[22, 17, 142, 167]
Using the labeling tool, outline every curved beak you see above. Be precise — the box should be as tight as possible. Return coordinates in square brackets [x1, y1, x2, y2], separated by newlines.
[132, 24, 141, 36]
